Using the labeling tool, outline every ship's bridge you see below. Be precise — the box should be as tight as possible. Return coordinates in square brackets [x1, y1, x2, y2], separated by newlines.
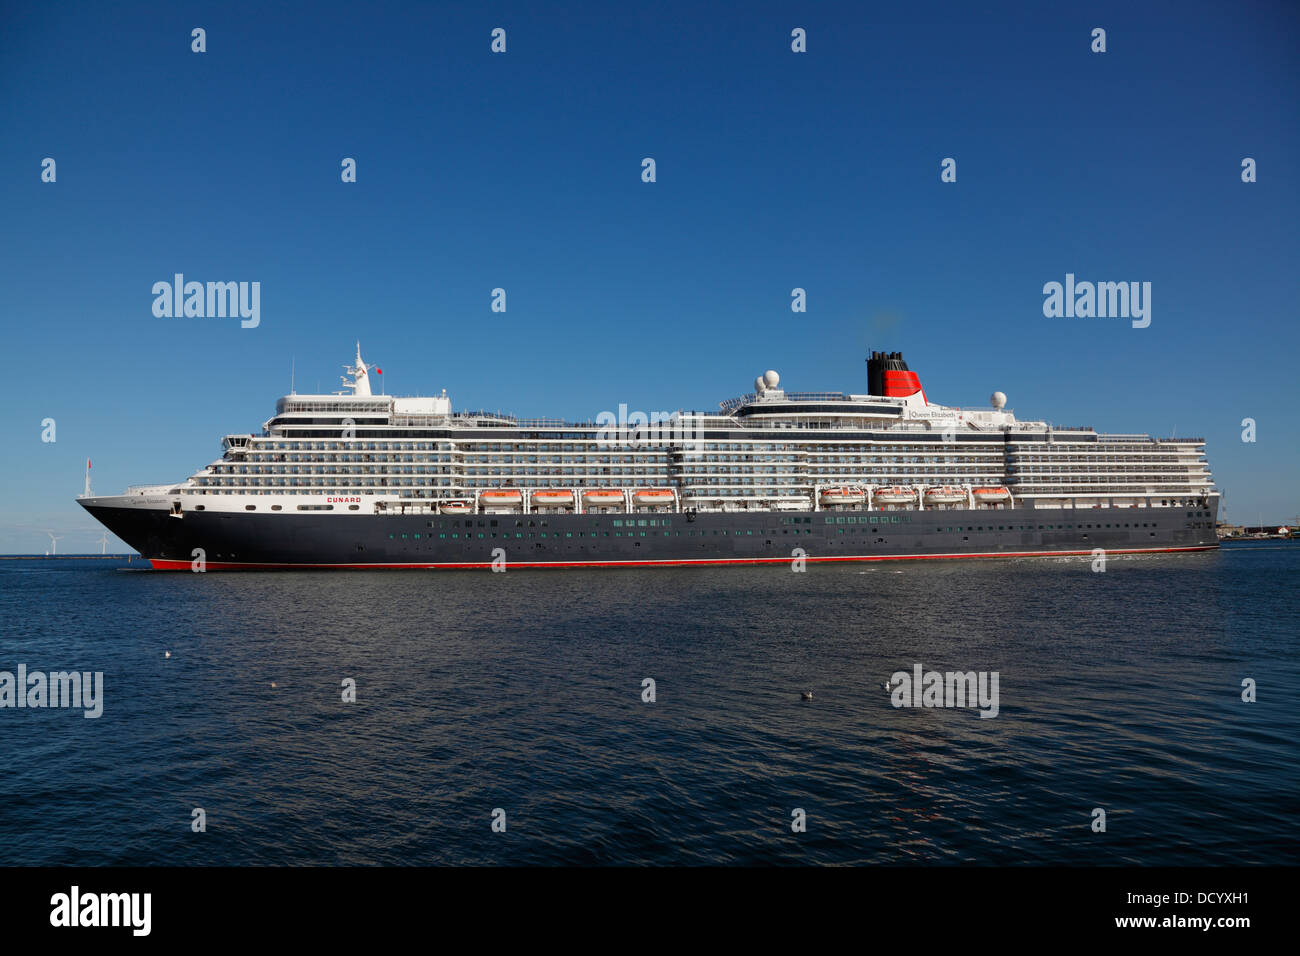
[275, 395, 394, 416]
[269, 342, 454, 423]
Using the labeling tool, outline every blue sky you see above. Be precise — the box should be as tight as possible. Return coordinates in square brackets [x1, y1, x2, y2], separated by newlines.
[2, 0, 1297, 551]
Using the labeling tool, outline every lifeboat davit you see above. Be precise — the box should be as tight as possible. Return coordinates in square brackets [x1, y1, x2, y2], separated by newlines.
[439, 500, 472, 515]
[582, 489, 625, 507]
[972, 486, 1011, 504]
[633, 488, 675, 507]
[924, 486, 967, 506]
[819, 486, 866, 505]
[873, 486, 917, 505]
[531, 489, 574, 507]
[480, 489, 523, 508]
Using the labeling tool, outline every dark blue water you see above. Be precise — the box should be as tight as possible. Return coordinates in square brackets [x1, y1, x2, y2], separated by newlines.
[1, 543, 1296, 865]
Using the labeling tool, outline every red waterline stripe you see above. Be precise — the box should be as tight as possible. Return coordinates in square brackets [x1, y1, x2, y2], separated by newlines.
[147, 545, 1217, 571]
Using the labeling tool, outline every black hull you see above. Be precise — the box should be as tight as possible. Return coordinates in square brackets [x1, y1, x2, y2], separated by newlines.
[80, 502, 1220, 570]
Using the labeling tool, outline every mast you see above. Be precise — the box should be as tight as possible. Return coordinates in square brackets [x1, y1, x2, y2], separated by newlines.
[341, 342, 373, 397]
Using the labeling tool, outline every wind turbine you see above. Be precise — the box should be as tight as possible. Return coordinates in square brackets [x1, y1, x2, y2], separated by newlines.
[46, 531, 64, 555]
[98, 530, 109, 555]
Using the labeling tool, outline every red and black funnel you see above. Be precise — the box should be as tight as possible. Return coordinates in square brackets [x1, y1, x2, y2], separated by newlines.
[867, 351, 926, 403]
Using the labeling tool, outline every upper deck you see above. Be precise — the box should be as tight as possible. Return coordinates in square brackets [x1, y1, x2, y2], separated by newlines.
[158, 343, 1217, 515]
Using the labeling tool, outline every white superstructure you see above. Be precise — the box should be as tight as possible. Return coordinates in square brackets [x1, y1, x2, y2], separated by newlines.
[81, 345, 1217, 519]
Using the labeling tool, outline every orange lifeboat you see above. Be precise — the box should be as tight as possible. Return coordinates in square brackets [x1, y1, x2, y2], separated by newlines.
[923, 486, 966, 506]
[439, 500, 472, 515]
[972, 486, 1011, 504]
[873, 486, 917, 505]
[633, 488, 675, 507]
[480, 489, 523, 508]
[819, 486, 866, 505]
[582, 489, 625, 507]
[531, 489, 574, 507]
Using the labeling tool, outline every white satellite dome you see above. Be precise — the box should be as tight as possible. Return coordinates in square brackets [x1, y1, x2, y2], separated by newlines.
[990, 391, 1007, 409]
[763, 370, 780, 388]
[755, 376, 766, 393]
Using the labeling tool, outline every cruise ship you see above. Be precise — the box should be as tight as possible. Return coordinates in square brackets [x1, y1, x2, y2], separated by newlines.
[78, 346, 1220, 569]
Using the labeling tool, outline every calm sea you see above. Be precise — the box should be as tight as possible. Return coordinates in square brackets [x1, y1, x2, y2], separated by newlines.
[1, 542, 1296, 865]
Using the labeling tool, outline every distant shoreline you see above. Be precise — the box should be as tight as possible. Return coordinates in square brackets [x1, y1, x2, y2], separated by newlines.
[0, 554, 140, 560]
